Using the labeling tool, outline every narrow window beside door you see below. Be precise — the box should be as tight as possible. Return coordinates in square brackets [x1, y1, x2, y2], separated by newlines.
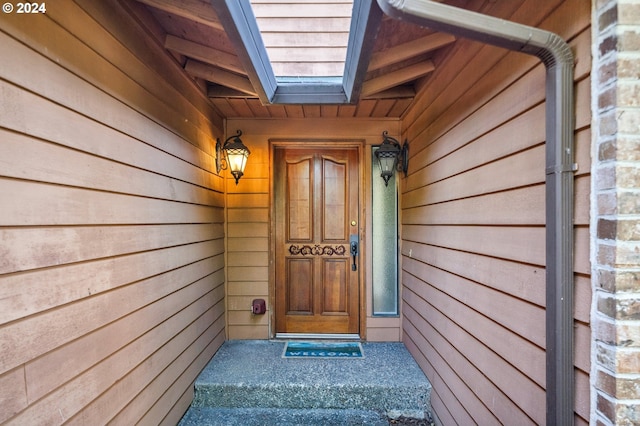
[372, 146, 399, 316]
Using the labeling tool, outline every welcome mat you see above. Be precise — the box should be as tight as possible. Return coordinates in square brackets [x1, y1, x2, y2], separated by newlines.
[282, 341, 364, 358]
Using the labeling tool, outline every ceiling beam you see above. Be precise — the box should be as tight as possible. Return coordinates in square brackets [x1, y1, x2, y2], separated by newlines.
[165, 34, 245, 75]
[362, 86, 415, 99]
[184, 60, 257, 96]
[361, 60, 435, 97]
[204, 83, 409, 102]
[368, 32, 456, 72]
[134, 0, 223, 31]
[207, 85, 258, 99]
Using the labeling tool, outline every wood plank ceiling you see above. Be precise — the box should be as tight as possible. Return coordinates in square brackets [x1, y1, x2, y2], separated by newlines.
[128, 0, 459, 119]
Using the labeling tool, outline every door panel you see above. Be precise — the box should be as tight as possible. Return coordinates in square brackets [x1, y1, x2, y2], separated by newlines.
[287, 258, 313, 313]
[275, 147, 359, 335]
[287, 158, 312, 241]
[322, 158, 347, 241]
[322, 259, 348, 314]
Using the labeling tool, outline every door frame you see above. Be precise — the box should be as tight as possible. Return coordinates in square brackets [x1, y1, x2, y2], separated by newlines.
[268, 139, 366, 339]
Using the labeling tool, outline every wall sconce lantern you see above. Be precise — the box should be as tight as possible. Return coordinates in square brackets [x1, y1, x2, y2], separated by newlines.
[216, 130, 251, 185]
[375, 131, 409, 186]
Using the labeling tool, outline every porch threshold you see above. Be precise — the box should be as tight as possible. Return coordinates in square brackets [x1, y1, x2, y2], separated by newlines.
[274, 333, 361, 340]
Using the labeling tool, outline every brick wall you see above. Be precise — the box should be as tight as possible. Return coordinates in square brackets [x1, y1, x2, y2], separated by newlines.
[592, 0, 640, 424]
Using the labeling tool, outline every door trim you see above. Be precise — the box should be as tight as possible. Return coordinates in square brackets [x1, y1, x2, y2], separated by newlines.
[269, 139, 366, 339]
[275, 333, 361, 340]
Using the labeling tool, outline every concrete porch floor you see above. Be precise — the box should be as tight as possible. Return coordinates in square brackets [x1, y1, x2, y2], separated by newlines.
[178, 340, 432, 425]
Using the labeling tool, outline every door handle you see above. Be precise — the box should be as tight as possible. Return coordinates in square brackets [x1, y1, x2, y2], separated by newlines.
[349, 234, 358, 271]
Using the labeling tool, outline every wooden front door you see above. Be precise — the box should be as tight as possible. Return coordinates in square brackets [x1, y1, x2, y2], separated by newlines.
[274, 146, 360, 335]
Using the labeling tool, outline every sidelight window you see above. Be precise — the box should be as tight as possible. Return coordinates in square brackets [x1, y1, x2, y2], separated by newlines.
[371, 146, 399, 316]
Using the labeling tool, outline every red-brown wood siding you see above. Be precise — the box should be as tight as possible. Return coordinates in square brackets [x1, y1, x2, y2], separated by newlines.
[399, 0, 591, 424]
[0, 0, 225, 423]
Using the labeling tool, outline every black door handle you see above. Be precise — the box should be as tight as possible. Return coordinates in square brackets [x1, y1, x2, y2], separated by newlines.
[350, 236, 358, 271]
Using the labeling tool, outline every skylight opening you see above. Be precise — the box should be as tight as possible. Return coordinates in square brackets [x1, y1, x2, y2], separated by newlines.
[250, 0, 354, 79]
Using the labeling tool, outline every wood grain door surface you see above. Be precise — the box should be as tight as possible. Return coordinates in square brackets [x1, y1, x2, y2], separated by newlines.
[274, 147, 360, 334]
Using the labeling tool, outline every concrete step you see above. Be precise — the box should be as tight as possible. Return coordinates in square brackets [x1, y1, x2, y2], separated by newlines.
[178, 407, 391, 426]
[179, 340, 432, 424]
[179, 407, 434, 426]
[192, 381, 429, 411]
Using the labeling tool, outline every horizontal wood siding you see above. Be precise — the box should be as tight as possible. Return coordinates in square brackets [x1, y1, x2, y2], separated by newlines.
[399, 0, 591, 424]
[0, 1, 225, 424]
[226, 138, 271, 339]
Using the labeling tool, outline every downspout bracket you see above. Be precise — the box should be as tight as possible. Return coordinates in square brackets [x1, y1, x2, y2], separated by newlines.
[546, 163, 579, 175]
